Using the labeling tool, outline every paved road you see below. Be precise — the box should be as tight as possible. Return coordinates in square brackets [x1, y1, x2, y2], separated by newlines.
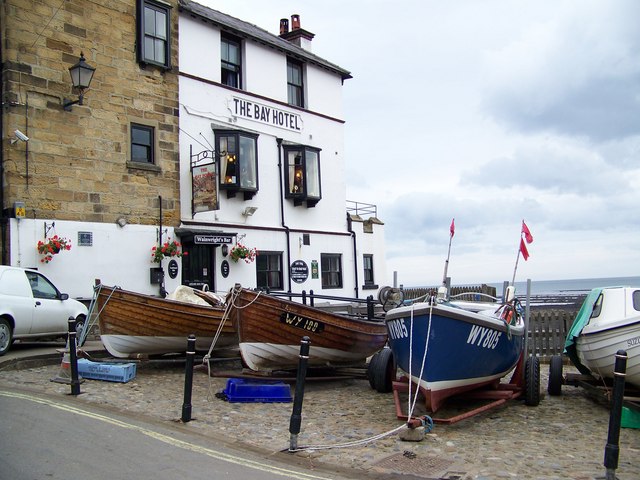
[1, 340, 639, 480]
[0, 388, 352, 480]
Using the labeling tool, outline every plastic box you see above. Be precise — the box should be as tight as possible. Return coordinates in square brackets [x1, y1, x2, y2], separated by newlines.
[221, 378, 292, 403]
[77, 359, 137, 383]
[621, 406, 640, 429]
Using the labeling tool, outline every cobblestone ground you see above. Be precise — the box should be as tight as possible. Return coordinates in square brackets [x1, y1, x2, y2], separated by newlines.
[1, 360, 638, 479]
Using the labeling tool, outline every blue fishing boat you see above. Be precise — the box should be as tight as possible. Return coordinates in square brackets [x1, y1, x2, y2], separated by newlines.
[384, 288, 527, 412]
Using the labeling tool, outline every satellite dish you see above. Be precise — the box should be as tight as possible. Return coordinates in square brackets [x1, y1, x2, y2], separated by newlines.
[378, 287, 404, 312]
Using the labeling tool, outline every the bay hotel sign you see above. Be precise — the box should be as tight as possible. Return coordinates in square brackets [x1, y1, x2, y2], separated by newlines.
[230, 96, 303, 132]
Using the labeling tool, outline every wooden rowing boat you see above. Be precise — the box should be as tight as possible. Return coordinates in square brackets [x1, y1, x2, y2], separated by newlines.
[227, 286, 388, 371]
[95, 284, 237, 358]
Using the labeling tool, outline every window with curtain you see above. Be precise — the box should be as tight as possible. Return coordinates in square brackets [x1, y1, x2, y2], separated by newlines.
[283, 146, 321, 207]
[257, 252, 283, 290]
[321, 253, 342, 289]
[216, 130, 258, 199]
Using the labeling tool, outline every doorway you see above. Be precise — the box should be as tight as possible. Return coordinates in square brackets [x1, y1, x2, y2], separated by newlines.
[182, 242, 215, 291]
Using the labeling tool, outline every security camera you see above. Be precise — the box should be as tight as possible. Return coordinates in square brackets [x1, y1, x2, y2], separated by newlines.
[14, 130, 29, 142]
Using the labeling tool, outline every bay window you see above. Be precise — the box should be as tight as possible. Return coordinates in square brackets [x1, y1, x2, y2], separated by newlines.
[283, 146, 321, 207]
[216, 130, 258, 199]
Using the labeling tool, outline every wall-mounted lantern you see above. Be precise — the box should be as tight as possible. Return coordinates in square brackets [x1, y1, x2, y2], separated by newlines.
[63, 52, 96, 111]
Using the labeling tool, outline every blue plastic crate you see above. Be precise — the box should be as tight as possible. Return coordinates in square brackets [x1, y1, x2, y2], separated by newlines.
[221, 378, 292, 403]
[77, 359, 137, 383]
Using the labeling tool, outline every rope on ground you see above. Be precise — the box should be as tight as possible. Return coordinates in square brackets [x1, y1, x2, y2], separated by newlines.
[288, 424, 407, 452]
[291, 297, 435, 453]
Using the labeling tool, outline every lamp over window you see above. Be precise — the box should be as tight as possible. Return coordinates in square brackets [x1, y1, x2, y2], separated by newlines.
[63, 52, 96, 111]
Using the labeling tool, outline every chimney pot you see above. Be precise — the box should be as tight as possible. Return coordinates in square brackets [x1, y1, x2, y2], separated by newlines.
[279, 18, 289, 35]
[291, 14, 300, 30]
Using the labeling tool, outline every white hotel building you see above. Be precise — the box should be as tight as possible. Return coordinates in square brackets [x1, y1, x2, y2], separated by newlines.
[176, 1, 386, 300]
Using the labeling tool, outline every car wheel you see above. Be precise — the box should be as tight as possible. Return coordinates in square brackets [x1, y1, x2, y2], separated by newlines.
[0, 318, 13, 356]
[73, 315, 87, 344]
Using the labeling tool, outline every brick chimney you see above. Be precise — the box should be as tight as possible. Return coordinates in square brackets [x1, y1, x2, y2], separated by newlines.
[279, 14, 315, 51]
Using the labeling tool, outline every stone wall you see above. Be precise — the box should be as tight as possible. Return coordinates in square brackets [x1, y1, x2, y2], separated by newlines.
[2, 0, 180, 228]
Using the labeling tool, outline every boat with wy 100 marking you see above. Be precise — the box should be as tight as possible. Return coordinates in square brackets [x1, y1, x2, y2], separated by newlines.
[226, 285, 388, 372]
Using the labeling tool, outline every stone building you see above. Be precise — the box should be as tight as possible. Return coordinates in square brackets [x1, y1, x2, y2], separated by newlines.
[2, 0, 181, 298]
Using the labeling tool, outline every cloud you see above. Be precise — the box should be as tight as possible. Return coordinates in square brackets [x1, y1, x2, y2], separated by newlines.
[481, 1, 640, 142]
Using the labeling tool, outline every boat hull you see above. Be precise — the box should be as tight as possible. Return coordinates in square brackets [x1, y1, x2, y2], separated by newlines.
[385, 303, 525, 412]
[566, 287, 640, 387]
[96, 285, 237, 358]
[230, 287, 388, 371]
[576, 317, 640, 387]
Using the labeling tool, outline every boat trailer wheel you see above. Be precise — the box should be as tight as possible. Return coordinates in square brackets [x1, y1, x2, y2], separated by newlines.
[547, 355, 564, 396]
[524, 356, 541, 406]
[367, 347, 396, 393]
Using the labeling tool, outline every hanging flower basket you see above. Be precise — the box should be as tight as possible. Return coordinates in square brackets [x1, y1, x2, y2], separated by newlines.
[229, 243, 257, 263]
[37, 235, 72, 263]
[151, 239, 187, 263]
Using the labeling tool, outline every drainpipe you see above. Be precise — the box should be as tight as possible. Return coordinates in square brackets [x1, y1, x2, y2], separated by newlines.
[276, 138, 292, 292]
[347, 213, 359, 298]
[0, 29, 7, 265]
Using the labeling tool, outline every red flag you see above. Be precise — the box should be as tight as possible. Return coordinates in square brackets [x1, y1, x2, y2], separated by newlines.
[520, 238, 530, 260]
[449, 218, 455, 237]
[522, 221, 533, 244]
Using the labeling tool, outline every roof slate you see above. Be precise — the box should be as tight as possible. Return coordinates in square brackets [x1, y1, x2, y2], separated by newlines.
[179, 0, 352, 80]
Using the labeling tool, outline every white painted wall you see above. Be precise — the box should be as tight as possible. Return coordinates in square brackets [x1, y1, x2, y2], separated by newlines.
[9, 218, 182, 300]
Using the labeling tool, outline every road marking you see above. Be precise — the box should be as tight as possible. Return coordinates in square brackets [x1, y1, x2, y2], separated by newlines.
[0, 390, 334, 480]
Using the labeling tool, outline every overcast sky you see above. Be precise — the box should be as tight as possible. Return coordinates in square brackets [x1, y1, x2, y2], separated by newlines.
[198, 0, 640, 286]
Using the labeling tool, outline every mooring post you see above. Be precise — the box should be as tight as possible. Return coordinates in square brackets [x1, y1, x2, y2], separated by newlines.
[67, 317, 81, 396]
[289, 336, 310, 452]
[182, 334, 196, 423]
[604, 349, 627, 480]
[367, 295, 374, 320]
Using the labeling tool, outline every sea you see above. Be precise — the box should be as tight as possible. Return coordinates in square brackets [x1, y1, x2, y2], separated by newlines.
[489, 276, 640, 297]
[415, 276, 640, 309]
[488, 276, 640, 308]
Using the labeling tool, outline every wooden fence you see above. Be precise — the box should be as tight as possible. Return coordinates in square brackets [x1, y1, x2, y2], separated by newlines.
[527, 309, 576, 360]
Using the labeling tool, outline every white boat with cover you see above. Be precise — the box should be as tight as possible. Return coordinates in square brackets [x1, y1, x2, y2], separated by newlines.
[564, 286, 640, 387]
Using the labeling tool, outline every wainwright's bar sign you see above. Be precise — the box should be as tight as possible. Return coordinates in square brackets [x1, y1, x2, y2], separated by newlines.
[231, 96, 303, 132]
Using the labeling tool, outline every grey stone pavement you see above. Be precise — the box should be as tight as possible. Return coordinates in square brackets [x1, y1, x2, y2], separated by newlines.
[1, 340, 638, 480]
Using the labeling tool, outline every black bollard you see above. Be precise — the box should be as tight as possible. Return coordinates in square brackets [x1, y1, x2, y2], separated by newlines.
[604, 350, 627, 480]
[289, 336, 310, 451]
[181, 334, 196, 423]
[68, 317, 81, 396]
[367, 295, 374, 320]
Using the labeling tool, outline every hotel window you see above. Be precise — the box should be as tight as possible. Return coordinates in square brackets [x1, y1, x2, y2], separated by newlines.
[321, 253, 342, 289]
[257, 252, 283, 290]
[130, 123, 155, 164]
[363, 254, 376, 289]
[283, 146, 321, 207]
[221, 34, 242, 88]
[137, 0, 171, 69]
[216, 130, 258, 199]
[287, 59, 304, 107]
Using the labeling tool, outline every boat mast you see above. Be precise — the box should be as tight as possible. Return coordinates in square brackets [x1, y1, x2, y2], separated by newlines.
[442, 218, 455, 286]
